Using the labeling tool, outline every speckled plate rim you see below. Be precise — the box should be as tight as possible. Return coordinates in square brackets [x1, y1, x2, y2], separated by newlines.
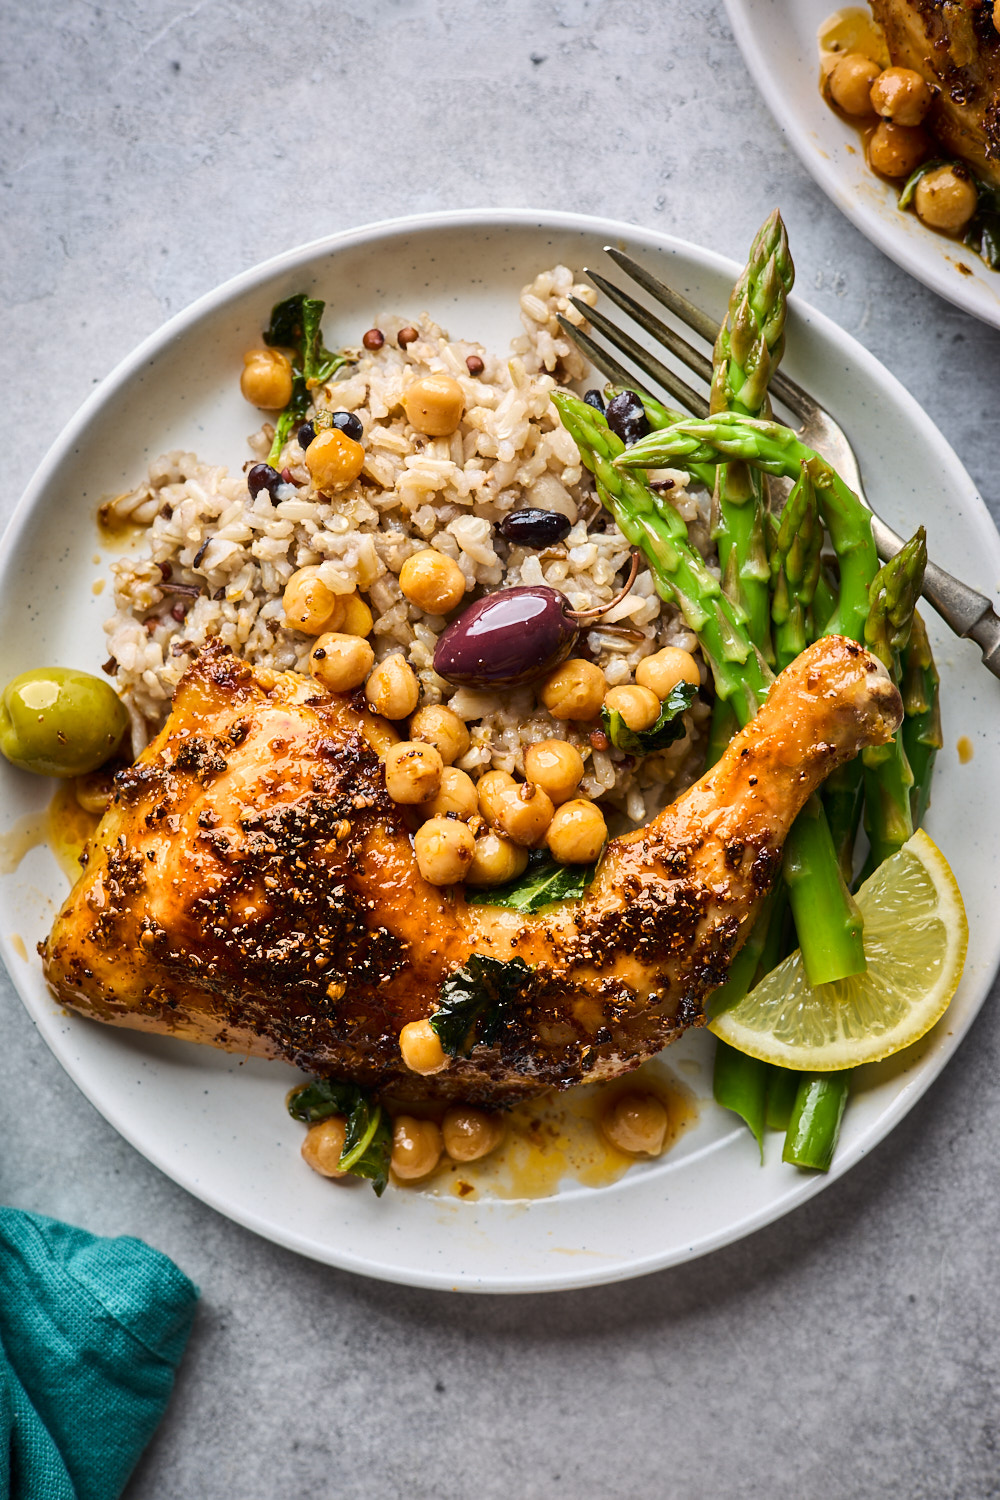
[1, 207, 999, 1294]
[723, 0, 1000, 329]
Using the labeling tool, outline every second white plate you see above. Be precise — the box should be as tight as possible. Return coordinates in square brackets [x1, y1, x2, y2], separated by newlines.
[724, 0, 1000, 328]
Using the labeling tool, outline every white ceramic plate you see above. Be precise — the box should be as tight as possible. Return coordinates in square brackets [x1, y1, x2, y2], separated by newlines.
[2, 210, 999, 1293]
[724, 0, 1000, 328]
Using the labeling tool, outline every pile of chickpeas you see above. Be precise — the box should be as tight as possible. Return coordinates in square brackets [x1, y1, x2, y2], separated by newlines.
[299, 1079, 673, 1188]
[280, 540, 702, 890]
[825, 54, 980, 234]
[301, 1099, 507, 1186]
[288, 560, 700, 886]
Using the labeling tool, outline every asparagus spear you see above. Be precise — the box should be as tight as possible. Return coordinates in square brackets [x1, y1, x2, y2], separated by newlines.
[615, 413, 875, 986]
[711, 209, 793, 661]
[555, 393, 866, 988]
[783, 1075, 849, 1171]
[900, 610, 943, 828]
[707, 222, 797, 1133]
[861, 530, 927, 870]
[769, 466, 822, 672]
[613, 414, 879, 644]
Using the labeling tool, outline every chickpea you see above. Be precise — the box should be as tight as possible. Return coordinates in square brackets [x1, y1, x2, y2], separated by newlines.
[409, 704, 470, 765]
[304, 428, 365, 493]
[869, 66, 933, 127]
[414, 815, 476, 884]
[600, 1092, 669, 1157]
[477, 769, 518, 827]
[420, 766, 478, 821]
[398, 549, 467, 615]
[308, 633, 375, 693]
[339, 593, 374, 637]
[827, 52, 881, 117]
[365, 655, 420, 720]
[914, 164, 979, 233]
[391, 1116, 443, 1181]
[539, 658, 607, 721]
[384, 740, 444, 804]
[398, 1018, 450, 1075]
[240, 348, 293, 410]
[465, 830, 529, 887]
[523, 739, 585, 805]
[74, 770, 114, 816]
[868, 120, 929, 179]
[283, 567, 342, 635]
[494, 780, 555, 848]
[603, 684, 661, 733]
[301, 1116, 350, 1178]
[403, 374, 465, 437]
[442, 1107, 505, 1163]
[636, 646, 701, 699]
[546, 798, 608, 865]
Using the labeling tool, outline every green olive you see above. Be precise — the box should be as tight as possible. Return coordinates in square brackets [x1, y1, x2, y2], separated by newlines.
[0, 668, 129, 777]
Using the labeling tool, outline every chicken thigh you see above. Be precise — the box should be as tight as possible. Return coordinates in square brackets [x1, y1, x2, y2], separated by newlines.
[43, 637, 902, 1106]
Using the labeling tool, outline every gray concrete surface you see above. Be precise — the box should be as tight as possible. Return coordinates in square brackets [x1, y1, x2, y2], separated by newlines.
[3, 1, 1000, 1495]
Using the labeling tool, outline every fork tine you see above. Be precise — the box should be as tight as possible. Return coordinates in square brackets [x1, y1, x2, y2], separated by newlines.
[604, 245, 809, 422]
[605, 246, 720, 345]
[567, 299, 710, 419]
[554, 315, 653, 395]
[584, 266, 715, 389]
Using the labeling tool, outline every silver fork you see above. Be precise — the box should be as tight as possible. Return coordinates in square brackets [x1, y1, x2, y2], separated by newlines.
[556, 246, 1000, 681]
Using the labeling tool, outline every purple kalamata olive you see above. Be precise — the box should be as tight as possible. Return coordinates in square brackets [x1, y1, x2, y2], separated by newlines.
[433, 553, 640, 688]
[606, 390, 649, 446]
[497, 508, 572, 549]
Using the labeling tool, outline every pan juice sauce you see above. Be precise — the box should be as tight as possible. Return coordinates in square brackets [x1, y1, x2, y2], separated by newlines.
[0, 784, 100, 882]
[419, 1060, 699, 1201]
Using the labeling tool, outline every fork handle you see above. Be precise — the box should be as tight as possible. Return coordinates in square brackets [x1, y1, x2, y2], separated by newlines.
[870, 515, 1000, 680]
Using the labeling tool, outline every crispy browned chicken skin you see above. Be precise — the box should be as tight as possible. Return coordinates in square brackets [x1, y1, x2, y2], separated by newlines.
[871, 0, 1000, 185]
[43, 637, 902, 1106]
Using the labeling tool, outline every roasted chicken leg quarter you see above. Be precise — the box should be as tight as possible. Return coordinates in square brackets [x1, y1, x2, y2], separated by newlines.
[43, 637, 902, 1107]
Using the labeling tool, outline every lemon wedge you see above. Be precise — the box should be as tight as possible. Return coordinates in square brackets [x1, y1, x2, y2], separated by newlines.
[708, 829, 968, 1071]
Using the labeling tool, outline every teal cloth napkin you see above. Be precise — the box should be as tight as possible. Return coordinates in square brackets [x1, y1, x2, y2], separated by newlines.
[0, 1208, 198, 1500]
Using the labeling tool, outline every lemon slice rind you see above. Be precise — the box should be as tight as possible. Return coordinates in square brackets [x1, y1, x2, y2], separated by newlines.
[708, 829, 968, 1072]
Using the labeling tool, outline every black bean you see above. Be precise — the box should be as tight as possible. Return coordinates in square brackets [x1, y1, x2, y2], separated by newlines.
[497, 508, 572, 549]
[606, 390, 649, 446]
[297, 421, 316, 449]
[583, 389, 606, 413]
[362, 328, 385, 350]
[330, 410, 363, 442]
[247, 462, 283, 498]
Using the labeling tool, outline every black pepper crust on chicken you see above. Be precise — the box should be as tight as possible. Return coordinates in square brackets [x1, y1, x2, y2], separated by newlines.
[42, 636, 902, 1107]
[870, 0, 1000, 185]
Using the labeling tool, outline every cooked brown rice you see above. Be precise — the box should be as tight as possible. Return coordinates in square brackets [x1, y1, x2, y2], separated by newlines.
[102, 266, 712, 824]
